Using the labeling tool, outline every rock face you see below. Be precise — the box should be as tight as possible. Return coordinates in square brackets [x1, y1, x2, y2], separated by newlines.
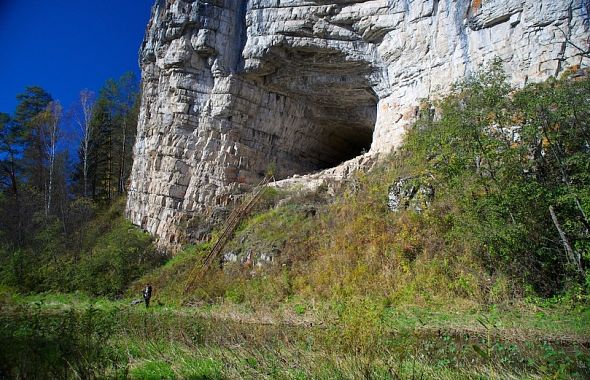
[388, 175, 435, 213]
[127, 0, 590, 250]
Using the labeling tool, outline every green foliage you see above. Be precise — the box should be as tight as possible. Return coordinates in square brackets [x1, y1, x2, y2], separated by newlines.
[225, 287, 246, 304]
[130, 243, 210, 304]
[404, 61, 590, 294]
[0, 287, 579, 378]
[14, 86, 53, 129]
[179, 358, 223, 379]
[74, 72, 140, 200]
[0, 303, 123, 379]
[293, 303, 306, 315]
[328, 297, 387, 355]
[0, 75, 145, 298]
[3, 295, 588, 379]
[76, 219, 158, 296]
[0, 197, 162, 297]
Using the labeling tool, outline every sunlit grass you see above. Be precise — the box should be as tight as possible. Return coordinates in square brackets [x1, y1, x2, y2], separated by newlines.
[1, 292, 588, 378]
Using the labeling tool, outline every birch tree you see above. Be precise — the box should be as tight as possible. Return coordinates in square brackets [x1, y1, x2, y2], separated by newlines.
[44, 101, 62, 217]
[73, 90, 95, 197]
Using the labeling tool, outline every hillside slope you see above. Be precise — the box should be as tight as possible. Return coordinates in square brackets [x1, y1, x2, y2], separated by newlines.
[140, 64, 590, 311]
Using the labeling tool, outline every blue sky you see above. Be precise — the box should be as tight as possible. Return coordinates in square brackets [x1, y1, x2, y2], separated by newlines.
[0, 0, 153, 114]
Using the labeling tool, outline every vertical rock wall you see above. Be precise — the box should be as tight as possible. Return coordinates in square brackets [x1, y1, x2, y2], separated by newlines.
[127, 0, 590, 250]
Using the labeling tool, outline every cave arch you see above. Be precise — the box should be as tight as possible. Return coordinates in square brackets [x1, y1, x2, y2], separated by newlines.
[253, 48, 378, 178]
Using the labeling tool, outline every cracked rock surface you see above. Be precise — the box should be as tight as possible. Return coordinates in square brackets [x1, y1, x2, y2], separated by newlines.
[127, 0, 590, 250]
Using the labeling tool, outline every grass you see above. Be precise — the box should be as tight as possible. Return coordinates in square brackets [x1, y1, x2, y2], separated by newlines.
[132, 166, 589, 335]
[122, 339, 539, 380]
[1, 291, 588, 378]
[6, 290, 589, 335]
[1, 164, 588, 378]
[381, 303, 590, 337]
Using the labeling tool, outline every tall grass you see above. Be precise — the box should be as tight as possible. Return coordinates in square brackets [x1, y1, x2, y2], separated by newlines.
[1, 297, 588, 379]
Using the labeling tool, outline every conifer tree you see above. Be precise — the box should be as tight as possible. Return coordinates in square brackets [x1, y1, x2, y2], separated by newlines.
[13, 87, 53, 192]
[75, 73, 139, 201]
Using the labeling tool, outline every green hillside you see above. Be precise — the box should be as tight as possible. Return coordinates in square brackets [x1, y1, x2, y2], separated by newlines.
[144, 63, 590, 311]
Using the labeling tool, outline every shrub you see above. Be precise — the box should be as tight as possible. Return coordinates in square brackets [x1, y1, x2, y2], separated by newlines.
[0, 304, 124, 378]
[0, 197, 162, 297]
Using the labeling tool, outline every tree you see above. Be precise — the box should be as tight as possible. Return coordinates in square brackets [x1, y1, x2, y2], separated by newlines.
[77, 73, 139, 201]
[0, 113, 19, 196]
[43, 101, 62, 217]
[405, 62, 589, 293]
[0, 83, 156, 295]
[0, 112, 25, 247]
[1, 87, 53, 249]
[87, 96, 114, 200]
[100, 72, 139, 195]
[72, 90, 95, 197]
[13, 87, 53, 192]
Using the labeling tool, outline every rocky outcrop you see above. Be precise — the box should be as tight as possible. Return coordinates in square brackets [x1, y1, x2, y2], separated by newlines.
[388, 175, 435, 212]
[126, 0, 590, 250]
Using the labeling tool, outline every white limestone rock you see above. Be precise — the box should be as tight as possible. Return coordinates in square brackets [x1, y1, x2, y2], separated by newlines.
[127, 0, 590, 250]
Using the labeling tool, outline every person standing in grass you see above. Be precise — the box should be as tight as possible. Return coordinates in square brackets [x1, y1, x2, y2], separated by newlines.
[143, 284, 153, 308]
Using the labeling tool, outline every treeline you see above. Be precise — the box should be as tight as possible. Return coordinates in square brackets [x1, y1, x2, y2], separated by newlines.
[0, 73, 162, 295]
[72, 73, 139, 200]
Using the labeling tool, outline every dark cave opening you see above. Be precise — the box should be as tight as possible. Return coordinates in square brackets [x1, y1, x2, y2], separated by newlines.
[305, 102, 376, 170]
[249, 46, 380, 179]
[259, 48, 378, 175]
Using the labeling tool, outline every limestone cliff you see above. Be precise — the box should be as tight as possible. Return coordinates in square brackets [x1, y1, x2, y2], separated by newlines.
[126, 0, 590, 249]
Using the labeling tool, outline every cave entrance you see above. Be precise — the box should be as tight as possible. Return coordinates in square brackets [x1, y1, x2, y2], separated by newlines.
[302, 101, 376, 170]
[260, 48, 378, 175]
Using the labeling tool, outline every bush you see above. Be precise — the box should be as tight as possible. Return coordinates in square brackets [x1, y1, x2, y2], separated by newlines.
[404, 61, 590, 295]
[0, 303, 124, 378]
[75, 218, 161, 296]
[0, 197, 163, 297]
